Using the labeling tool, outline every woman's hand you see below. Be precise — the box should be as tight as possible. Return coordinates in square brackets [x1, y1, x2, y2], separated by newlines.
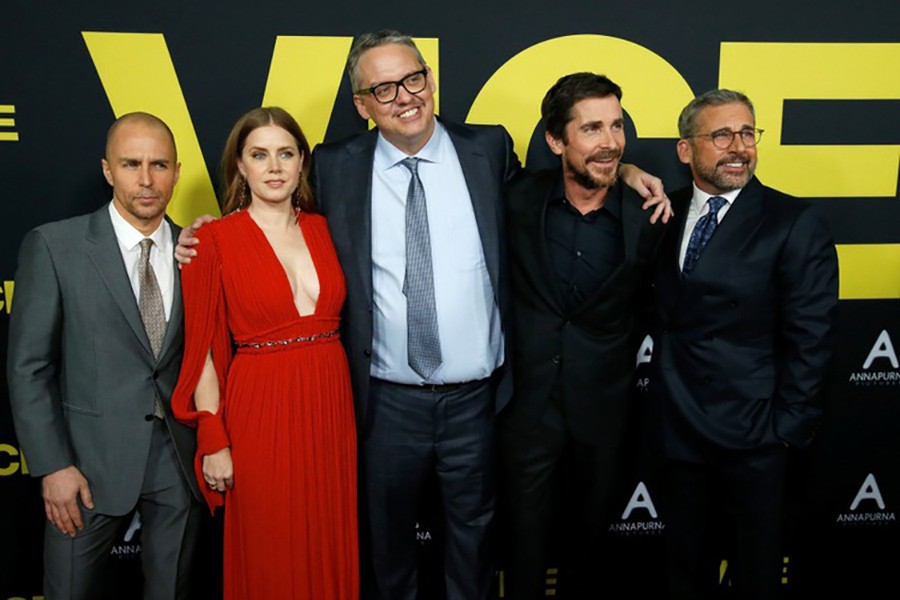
[202, 447, 234, 493]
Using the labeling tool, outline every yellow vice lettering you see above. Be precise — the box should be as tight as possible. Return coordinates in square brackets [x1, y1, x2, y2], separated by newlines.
[467, 34, 694, 163]
[720, 43, 900, 299]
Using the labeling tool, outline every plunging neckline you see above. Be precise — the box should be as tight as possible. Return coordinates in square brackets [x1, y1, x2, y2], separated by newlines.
[242, 210, 321, 319]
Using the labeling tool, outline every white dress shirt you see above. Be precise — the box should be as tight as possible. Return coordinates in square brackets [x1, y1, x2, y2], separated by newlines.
[678, 183, 743, 271]
[108, 201, 174, 320]
[370, 121, 504, 385]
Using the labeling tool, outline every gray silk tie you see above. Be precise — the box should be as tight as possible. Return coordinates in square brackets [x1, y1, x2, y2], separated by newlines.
[401, 157, 442, 379]
[138, 238, 167, 419]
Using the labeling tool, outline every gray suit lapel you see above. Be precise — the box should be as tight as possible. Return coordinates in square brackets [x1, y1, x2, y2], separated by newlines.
[84, 206, 155, 358]
[157, 219, 183, 363]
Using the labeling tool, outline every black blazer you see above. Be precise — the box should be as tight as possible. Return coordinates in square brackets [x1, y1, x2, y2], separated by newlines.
[649, 177, 839, 461]
[503, 169, 667, 444]
[310, 120, 520, 430]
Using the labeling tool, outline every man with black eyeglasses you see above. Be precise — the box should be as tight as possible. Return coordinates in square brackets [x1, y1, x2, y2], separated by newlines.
[177, 29, 668, 599]
[647, 89, 839, 599]
[320, 30, 518, 600]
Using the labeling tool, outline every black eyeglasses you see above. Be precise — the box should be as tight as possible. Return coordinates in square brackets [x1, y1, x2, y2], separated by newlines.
[355, 69, 429, 104]
[690, 128, 764, 149]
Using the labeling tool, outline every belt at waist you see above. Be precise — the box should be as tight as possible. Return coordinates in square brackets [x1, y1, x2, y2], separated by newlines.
[371, 377, 488, 394]
[235, 328, 339, 353]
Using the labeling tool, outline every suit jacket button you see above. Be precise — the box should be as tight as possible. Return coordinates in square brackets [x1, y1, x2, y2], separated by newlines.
[363, 349, 372, 358]
[144, 414, 155, 422]
[551, 355, 561, 365]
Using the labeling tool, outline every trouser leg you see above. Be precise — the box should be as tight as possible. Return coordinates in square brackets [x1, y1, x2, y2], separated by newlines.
[435, 380, 495, 600]
[498, 418, 565, 600]
[363, 380, 435, 600]
[139, 420, 199, 600]
[43, 507, 124, 600]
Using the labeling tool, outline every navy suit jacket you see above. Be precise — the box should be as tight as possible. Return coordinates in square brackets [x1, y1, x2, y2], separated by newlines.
[649, 177, 839, 461]
[310, 120, 520, 430]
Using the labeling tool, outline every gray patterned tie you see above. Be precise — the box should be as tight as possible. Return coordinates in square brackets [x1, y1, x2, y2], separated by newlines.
[682, 196, 727, 276]
[401, 157, 442, 379]
[138, 238, 167, 419]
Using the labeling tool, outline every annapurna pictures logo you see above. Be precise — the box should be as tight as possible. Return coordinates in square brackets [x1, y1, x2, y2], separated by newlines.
[609, 481, 664, 535]
[849, 330, 899, 386]
[836, 473, 896, 526]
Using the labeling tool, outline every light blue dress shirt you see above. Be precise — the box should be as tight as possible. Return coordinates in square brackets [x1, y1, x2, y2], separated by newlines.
[370, 121, 504, 384]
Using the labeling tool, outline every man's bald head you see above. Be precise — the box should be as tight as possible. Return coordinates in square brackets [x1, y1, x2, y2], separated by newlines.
[105, 112, 177, 160]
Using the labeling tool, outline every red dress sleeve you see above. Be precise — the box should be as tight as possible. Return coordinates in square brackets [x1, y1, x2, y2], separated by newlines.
[171, 224, 233, 512]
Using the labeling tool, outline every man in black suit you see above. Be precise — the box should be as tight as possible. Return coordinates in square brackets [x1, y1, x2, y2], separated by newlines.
[649, 89, 839, 599]
[8, 113, 201, 599]
[500, 73, 667, 599]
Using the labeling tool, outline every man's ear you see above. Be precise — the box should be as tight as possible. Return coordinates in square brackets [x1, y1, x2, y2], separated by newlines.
[676, 138, 692, 165]
[353, 95, 372, 121]
[545, 131, 564, 157]
[101, 158, 114, 186]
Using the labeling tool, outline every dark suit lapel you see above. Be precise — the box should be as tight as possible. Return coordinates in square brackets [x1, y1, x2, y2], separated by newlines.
[334, 131, 377, 306]
[523, 172, 566, 312]
[657, 189, 692, 317]
[444, 124, 502, 301]
[687, 178, 764, 281]
[84, 206, 154, 357]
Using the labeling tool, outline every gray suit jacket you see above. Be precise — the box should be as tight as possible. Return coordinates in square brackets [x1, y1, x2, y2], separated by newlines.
[310, 120, 520, 432]
[7, 204, 201, 515]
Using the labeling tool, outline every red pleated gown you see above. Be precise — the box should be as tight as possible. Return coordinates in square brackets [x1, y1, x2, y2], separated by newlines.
[172, 210, 359, 599]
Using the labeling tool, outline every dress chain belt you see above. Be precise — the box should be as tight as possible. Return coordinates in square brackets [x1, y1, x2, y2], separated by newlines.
[235, 329, 339, 349]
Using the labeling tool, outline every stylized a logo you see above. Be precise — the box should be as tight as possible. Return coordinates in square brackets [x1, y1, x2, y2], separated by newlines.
[123, 511, 142, 542]
[621, 481, 658, 520]
[635, 335, 654, 367]
[863, 330, 898, 369]
[850, 473, 886, 511]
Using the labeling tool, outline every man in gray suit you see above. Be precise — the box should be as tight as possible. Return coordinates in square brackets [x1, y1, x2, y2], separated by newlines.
[7, 112, 201, 599]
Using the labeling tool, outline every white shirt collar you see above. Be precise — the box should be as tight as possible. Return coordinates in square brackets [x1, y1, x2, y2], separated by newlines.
[108, 200, 169, 251]
[374, 119, 446, 171]
[690, 182, 743, 213]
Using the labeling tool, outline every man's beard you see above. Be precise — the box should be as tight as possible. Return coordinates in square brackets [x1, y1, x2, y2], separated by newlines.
[693, 152, 755, 192]
[566, 149, 621, 190]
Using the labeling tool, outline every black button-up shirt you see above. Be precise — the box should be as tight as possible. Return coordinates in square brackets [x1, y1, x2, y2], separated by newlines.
[545, 178, 624, 313]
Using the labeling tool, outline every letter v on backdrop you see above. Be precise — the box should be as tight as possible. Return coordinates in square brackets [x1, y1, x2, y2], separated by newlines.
[82, 33, 899, 300]
[81, 32, 440, 226]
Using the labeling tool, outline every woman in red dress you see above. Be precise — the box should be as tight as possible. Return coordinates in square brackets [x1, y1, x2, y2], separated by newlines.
[171, 107, 358, 599]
